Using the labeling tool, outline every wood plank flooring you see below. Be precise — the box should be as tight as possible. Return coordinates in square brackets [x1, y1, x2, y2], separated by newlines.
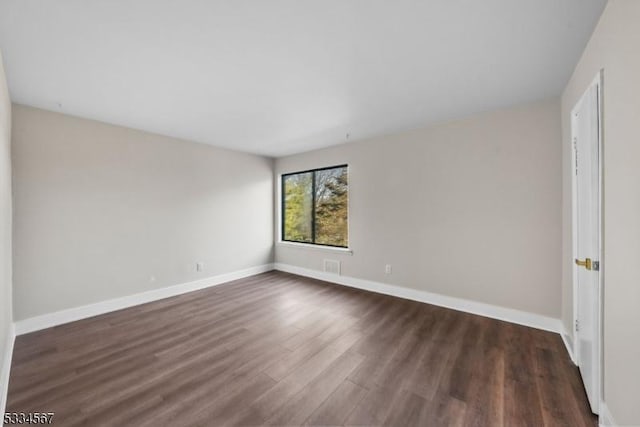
[7, 271, 596, 426]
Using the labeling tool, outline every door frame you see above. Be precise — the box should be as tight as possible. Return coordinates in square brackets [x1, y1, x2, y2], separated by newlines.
[570, 70, 603, 414]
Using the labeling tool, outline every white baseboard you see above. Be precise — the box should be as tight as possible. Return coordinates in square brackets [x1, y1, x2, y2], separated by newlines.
[599, 401, 617, 427]
[14, 264, 274, 335]
[274, 263, 562, 333]
[561, 327, 577, 364]
[1, 323, 16, 418]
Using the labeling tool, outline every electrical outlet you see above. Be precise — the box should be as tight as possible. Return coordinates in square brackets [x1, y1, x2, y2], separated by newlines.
[196, 262, 204, 272]
[385, 264, 392, 274]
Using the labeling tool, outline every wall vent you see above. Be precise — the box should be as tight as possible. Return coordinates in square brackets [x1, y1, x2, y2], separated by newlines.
[323, 259, 341, 275]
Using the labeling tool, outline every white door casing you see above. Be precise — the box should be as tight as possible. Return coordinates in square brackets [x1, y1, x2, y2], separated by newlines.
[571, 71, 603, 415]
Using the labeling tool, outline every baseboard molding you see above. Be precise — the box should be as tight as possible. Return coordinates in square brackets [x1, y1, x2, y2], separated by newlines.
[599, 401, 617, 427]
[561, 328, 577, 364]
[1, 323, 16, 418]
[15, 264, 274, 335]
[274, 263, 562, 333]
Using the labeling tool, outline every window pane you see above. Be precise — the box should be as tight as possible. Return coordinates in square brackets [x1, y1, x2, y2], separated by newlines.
[283, 172, 313, 243]
[315, 166, 348, 247]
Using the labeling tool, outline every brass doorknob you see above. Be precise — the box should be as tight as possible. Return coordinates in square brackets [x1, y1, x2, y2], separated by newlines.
[575, 258, 592, 270]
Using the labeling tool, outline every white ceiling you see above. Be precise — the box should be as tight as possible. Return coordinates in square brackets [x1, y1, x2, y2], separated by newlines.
[0, 0, 606, 157]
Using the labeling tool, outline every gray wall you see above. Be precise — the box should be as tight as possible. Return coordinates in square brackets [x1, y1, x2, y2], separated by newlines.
[12, 105, 274, 320]
[275, 99, 562, 318]
[561, 1, 640, 424]
[0, 51, 13, 411]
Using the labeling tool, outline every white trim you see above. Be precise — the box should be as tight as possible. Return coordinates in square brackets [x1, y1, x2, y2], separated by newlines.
[1, 323, 16, 418]
[561, 327, 577, 364]
[277, 241, 353, 254]
[571, 96, 579, 366]
[599, 401, 617, 427]
[14, 264, 274, 335]
[274, 263, 561, 333]
[596, 70, 605, 416]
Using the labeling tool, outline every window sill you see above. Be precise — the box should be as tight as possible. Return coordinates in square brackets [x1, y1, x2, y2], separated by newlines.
[277, 241, 353, 255]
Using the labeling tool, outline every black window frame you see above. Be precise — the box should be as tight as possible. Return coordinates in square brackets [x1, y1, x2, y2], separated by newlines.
[281, 164, 349, 248]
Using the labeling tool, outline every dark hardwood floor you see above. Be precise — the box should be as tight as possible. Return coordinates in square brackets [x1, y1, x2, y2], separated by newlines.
[7, 271, 596, 426]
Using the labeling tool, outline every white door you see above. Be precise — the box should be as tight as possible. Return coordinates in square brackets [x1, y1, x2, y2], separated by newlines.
[572, 73, 602, 414]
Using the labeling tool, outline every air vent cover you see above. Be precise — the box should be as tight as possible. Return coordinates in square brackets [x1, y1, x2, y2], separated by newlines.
[323, 259, 341, 275]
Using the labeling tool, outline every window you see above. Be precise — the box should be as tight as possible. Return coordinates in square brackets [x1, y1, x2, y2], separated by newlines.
[282, 165, 348, 248]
